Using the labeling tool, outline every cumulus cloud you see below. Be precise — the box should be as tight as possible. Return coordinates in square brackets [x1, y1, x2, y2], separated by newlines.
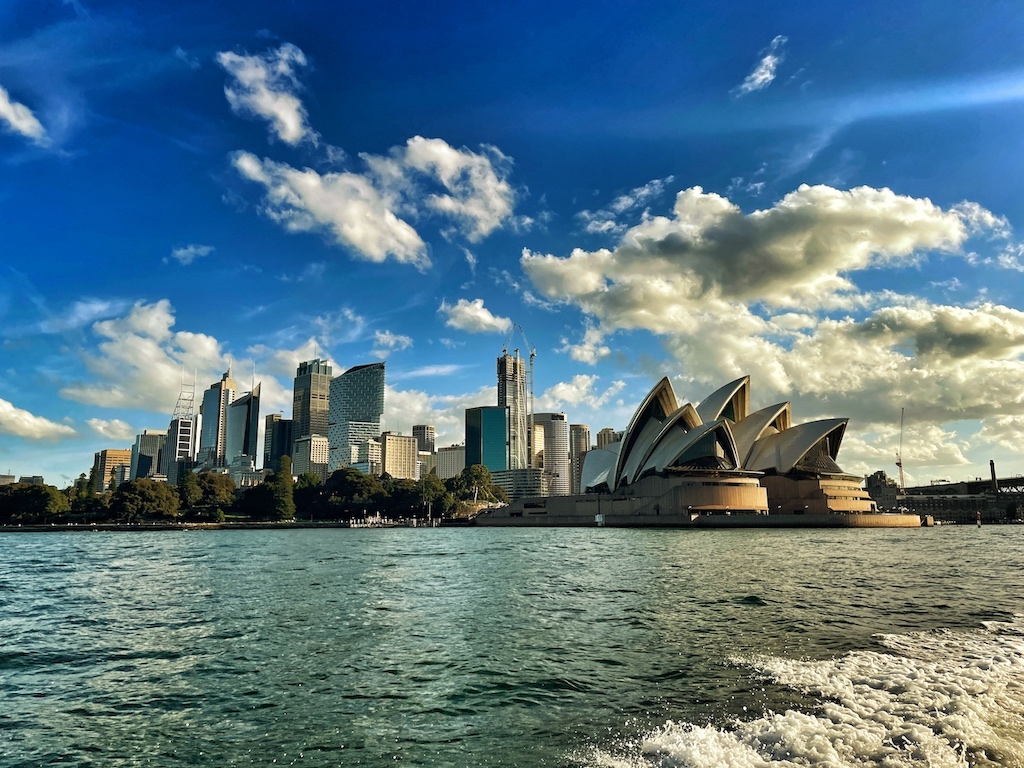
[86, 417, 135, 441]
[216, 43, 317, 145]
[372, 330, 413, 359]
[536, 375, 626, 412]
[363, 136, 518, 242]
[733, 35, 788, 97]
[60, 300, 228, 412]
[0, 397, 75, 439]
[232, 136, 519, 269]
[524, 184, 995, 320]
[167, 244, 214, 266]
[383, 383, 495, 448]
[232, 150, 430, 268]
[558, 323, 611, 365]
[0, 84, 49, 146]
[438, 298, 512, 334]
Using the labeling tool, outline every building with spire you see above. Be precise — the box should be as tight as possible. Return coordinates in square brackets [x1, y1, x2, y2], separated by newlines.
[198, 368, 237, 468]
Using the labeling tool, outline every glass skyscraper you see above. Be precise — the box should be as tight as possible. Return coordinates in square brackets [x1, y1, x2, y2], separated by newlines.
[293, 359, 333, 452]
[225, 383, 261, 466]
[465, 405, 510, 473]
[198, 368, 237, 468]
[328, 362, 385, 472]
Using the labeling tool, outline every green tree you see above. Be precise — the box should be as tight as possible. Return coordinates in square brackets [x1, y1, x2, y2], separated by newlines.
[418, 473, 447, 518]
[109, 478, 180, 522]
[0, 484, 71, 524]
[197, 472, 236, 509]
[178, 471, 202, 511]
[264, 455, 295, 521]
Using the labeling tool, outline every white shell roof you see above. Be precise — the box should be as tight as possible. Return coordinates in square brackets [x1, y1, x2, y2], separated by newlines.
[695, 375, 750, 424]
[614, 377, 678, 488]
[731, 402, 791, 466]
[631, 403, 702, 483]
[640, 419, 738, 475]
[580, 442, 620, 492]
[745, 418, 848, 474]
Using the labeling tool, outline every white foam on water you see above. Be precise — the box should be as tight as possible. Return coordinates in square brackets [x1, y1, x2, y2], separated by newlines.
[586, 616, 1024, 768]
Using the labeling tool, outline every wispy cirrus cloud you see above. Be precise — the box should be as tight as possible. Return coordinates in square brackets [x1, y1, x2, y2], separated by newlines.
[372, 329, 413, 359]
[733, 35, 788, 97]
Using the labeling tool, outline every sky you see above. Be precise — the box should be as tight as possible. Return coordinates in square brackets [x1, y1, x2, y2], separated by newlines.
[3, 0, 1024, 488]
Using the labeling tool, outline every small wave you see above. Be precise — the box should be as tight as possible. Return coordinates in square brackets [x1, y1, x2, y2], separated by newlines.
[586, 616, 1024, 767]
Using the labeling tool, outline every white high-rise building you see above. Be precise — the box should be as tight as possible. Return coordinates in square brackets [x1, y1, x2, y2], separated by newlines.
[569, 423, 590, 495]
[533, 413, 570, 496]
[381, 432, 418, 480]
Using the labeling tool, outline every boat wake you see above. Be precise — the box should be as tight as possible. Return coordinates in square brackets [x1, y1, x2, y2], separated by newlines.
[585, 616, 1024, 767]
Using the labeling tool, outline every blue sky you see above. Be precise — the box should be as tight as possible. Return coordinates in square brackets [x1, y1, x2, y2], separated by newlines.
[4, 0, 1024, 487]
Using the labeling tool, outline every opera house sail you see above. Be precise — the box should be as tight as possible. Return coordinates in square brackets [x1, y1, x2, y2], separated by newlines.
[477, 375, 924, 528]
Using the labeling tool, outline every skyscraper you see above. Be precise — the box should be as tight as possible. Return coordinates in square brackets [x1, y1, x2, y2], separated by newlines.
[198, 368, 237, 468]
[130, 430, 167, 480]
[596, 427, 622, 450]
[293, 359, 333, 453]
[533, 412, 570, 495]
[412, 424, 436, 454]
[465, 406, 510, 473]
[92, 448, 132, 492]
[264, 414, 294, 472]
[225, 383, 261, 466]
[569, 423, 591, 495]
[497, 351, 529, 469]
[328, 362, 385, 472]
[381, 432, 418, 480]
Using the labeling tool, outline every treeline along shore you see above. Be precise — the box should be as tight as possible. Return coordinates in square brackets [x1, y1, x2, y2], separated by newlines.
[0, 457, 504, 529]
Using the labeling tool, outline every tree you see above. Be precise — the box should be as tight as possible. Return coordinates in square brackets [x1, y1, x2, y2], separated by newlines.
[197, 472, 236, 509]
[178, 471, 202, 511]
[263, 455, 295, 521]
[418, 473, 447, 518]
[0, 483, 70, 524]
[109, 478, 180, 521]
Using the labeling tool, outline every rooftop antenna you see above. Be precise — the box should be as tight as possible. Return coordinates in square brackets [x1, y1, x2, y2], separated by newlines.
[895, 407, 906, 493]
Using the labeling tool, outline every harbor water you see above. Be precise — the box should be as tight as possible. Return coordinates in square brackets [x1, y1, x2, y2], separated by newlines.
[1, 526, 1022, 766]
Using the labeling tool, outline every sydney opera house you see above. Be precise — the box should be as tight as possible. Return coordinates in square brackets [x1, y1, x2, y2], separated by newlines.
[477, 375, 924, 527]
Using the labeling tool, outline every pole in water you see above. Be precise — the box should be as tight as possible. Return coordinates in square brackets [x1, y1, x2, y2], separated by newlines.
[977, 510, 981, 528]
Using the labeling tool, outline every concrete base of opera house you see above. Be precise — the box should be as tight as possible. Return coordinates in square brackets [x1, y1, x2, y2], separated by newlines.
[474, 508, 927, 528]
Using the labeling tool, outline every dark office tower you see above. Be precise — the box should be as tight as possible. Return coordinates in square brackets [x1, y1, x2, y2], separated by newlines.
[497, 351, 529, 470]
[264, 414, 294, 472]
[465, 405, 510, 473]
[328, 362, 385, 472]
[198, 368, 238, 468]
[293, 359, 333, 453]
[226, 382, 261, 465]
[130, 429, 167, 480]
[412, 424, 436, 454]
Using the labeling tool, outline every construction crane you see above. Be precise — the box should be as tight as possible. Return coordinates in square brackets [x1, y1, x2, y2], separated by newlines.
[895, 407, 906, 493]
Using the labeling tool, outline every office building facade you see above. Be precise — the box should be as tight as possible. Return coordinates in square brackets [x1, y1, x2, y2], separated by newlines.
[225, 383, 261, 467]
[264, 414, 294, 472]
[381, 432, 418, 480]
[534, 412, 570, 495]
[130, 430, 167, 480]
[293, 359, 333, 451]
[198, 368, 237, 468]
[465, 406, 510, 473]
[328, 362, 385, 472]
[569, 423, 590, 495]
[497, 352, 529, 470]
[412, 424, 436, 454]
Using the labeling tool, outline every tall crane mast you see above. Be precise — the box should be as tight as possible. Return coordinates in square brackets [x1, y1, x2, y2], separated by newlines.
[895, 407, 906, 493]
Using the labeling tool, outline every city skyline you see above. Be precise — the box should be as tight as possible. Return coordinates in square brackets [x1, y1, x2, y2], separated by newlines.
[3, 1, 1024, 486]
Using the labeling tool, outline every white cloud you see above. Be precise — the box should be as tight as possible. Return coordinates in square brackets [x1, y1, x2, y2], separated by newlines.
[86, 417, 135, 441]
[734, 35, 788, 97]
[536, 375, 626, 412]
[364, 137, 518, 243]
[372, 329, 413, 359]
[558, 324, 611, 365]
[168, 244, 214, 266]
[576, 176, 674, 237]
[0, 397, 76, 439]
[216, 42, 317, 145]
[232, 151, 430, 268]
[383, 383, 495, 448]
[60, 300, 229, 412]
[278, 261, 327, 282]
[524, 184, 995, 321]
[438, 298, 512, 334]
[0, 84, 49, 147]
